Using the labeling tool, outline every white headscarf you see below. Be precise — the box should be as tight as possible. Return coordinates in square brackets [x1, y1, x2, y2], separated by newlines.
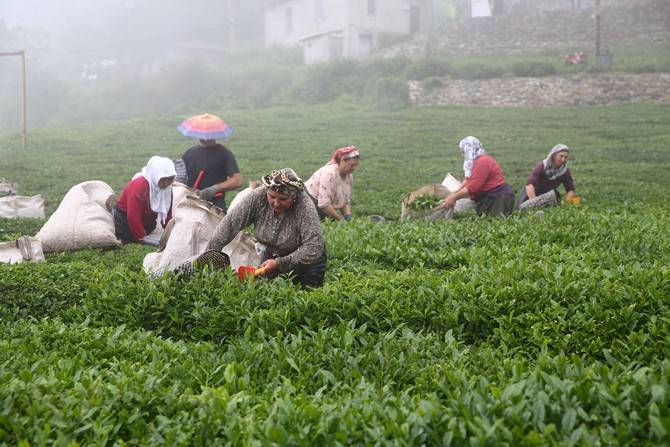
[133, 156, 176, 225]
[542, 144, 570, 180]
[459, 136, 486, 178]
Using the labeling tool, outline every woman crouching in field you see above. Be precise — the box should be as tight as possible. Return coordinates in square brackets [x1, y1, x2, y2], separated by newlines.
[443, 136, 514, 217]
[113, 156, 176, 245]
[516, 144, 575, 209]
[206, 168, 326, 288]
[305, 145, 360, 222]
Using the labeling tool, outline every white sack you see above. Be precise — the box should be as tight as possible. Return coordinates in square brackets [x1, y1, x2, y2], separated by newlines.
[0, 236, 45, 264]
[171, 182, 193, 215]
[0, 181, 18, 197]
[0, 195, 45, 219]
[36, 181, 120, 252]
[143, 196, 225, 275]
[143, 195, 264, 276]
[221, 231, 264, 272]
[441, 173, 462, 193]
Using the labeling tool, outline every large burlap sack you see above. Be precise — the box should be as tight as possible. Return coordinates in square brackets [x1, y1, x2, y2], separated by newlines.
[441, 173, 462, 193]
[172, 182, 192, 215]
[0, 180, 18, 197]
[143, 195, 225, 275]
[0, 236, 45, 264]
[441, 173, 475, 214]
[221, 231, 264, 271]
[400, 184, 451, 222]
[0, 195, 45, 219]
[36, 181, 120, 252]
[143, 195, 264, 276]
[401, 182, 475, 222]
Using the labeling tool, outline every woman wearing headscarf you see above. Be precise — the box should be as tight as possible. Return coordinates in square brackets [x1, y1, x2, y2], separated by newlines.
[516, 144, 575, 209]
[443, 136, 514, 217]
[113, 156, 176, 245]
[207, 168, 326, 287]
[305, 145, 360, 221]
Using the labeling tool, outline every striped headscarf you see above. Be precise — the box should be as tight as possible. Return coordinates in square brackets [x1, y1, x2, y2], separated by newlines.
[459, 136, 486, 178]
[262, 168, 305, 196]
[543, 144, 570, 180]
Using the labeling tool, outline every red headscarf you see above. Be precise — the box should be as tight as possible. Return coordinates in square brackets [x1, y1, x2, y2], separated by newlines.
[329, 146, 360, 164]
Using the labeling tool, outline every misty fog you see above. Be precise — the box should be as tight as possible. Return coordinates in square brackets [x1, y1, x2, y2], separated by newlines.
[0, 0, 278, 130]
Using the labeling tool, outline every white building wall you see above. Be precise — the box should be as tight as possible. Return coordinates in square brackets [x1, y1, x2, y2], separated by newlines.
[265, 0, 432, 62]
[352, 0, 432, 35]
[265, 0, 352, 46]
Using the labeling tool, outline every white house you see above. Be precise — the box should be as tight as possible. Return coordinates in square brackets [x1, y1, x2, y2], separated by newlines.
[265, 0, 434, 64]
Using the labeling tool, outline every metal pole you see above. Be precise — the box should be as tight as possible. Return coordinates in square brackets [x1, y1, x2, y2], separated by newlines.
[595, 0, 601, 57]
[21, 51, 27, 149]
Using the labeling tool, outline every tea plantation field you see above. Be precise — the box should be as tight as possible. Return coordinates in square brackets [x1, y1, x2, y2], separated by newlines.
[1, 103, 669, 445]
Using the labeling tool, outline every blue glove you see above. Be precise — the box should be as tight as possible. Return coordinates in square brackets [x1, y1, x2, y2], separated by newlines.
[343, 214, 353, 222]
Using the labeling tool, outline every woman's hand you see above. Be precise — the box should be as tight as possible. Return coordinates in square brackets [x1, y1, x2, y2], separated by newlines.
[444, 194, 457, 208]
[525, 184, 537, 200]
[257, 258, 279, 276]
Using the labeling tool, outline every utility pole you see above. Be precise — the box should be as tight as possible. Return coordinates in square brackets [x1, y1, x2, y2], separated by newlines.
[595, 0, 601, 57]
[0, 50, 27, 149]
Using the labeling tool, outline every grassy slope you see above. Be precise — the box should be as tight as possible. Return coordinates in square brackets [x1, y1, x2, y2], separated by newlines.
[1, 103, 669, 445]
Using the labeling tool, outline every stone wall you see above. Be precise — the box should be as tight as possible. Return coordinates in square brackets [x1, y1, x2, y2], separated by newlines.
[379, 0, 670, 57]
[408, 73, 670, 107]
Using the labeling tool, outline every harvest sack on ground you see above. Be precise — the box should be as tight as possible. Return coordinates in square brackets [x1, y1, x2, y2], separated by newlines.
[0, 236, 45, 264]
[36, 181, 120, 252]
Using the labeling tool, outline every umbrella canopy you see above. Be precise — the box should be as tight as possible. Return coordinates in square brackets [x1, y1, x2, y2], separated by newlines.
[177, 114, 235, 140]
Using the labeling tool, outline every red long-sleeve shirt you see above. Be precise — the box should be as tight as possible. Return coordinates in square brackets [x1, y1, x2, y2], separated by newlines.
[467, 155, 506, 200]
[116, 176, 172, 242]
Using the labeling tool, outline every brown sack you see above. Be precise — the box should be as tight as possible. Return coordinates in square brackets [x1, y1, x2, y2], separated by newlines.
[400, 184, 452, 222]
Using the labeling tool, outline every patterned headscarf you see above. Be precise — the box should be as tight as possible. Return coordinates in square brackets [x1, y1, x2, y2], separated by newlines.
[329, 145, 360, 164]
[459, 136, 486, 178]
[262, 168, 305, 196]
[542, 144, 570, 180]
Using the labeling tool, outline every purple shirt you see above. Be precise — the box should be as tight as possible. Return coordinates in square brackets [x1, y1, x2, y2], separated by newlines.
[526, 161, 575, 195]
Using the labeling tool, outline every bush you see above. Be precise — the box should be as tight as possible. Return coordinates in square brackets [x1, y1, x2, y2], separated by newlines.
[404, 58, 452, 80]
[511, 61, 557, 77]
[422, 77, 445, 91]
[364, 77, 410, 109]
[453, 62, 505, 80]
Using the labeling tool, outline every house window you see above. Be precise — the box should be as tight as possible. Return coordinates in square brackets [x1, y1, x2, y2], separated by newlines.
[315, 0, 325, 18]
[367, 0, 376, 15]
[285, 7, 293, 33]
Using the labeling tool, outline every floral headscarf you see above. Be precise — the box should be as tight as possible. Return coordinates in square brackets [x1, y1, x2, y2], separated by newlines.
[262, 168, 305, 196]
[329, 145, 360, 164]
[543, 144, 570, 180]
[459, 136, 486, 178]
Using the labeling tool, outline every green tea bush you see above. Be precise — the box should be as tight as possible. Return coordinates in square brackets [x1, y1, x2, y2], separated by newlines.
[1, 320, 669, 445]
[511, 61, 557, 77]
[404, 58, 452, 80]
[1, 103, 669, 444]
[452, 62, 506, 80]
